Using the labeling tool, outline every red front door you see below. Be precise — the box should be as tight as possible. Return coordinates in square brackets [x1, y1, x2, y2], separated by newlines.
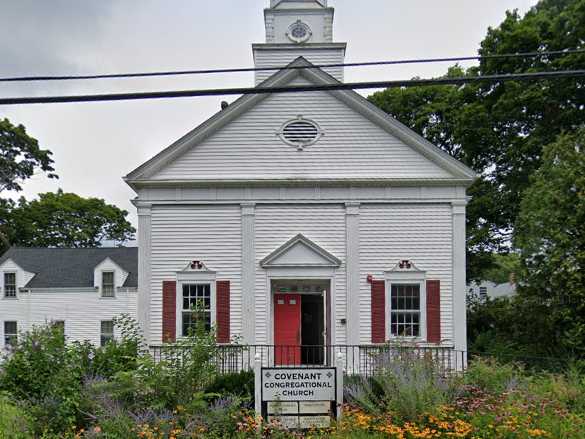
[274, 293, 301, 365]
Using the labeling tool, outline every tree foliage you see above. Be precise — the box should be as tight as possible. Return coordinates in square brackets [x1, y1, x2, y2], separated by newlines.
[0, 118, 56, 193]
[514, 128, 585, 355]
[368, 0, 585, 280]
[5, 190, 136, 247]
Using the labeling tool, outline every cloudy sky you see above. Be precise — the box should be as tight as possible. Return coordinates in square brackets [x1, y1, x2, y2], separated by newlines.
[0, 0, 537, 228]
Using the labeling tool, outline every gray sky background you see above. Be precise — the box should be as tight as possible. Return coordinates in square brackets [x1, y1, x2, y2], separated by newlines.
[0, 0, 538, 229]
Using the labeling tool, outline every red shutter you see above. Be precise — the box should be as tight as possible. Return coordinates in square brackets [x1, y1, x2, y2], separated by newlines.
[426, 280, 441, 344]
[216, 280, 230, 344]
[162, 281, 176, 343]
[371, 280, 386, 344]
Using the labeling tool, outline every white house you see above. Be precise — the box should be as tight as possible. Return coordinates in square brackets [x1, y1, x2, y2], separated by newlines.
[124, 0, 476, 366]
[0, 248, 137, 349]
[468, 280, 516, 301]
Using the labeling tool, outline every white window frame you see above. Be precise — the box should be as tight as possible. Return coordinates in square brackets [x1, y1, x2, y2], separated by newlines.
[101, 271, 116, 298]
[100, 320, 115, 346]
[3, 272, 17, 299]
[175, 271, 216, 339]
[4, 321, 17, 348]
[385, 270, 427, 342]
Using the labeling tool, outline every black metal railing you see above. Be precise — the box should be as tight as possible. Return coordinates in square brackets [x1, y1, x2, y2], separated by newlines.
[149, 344, 467, 376]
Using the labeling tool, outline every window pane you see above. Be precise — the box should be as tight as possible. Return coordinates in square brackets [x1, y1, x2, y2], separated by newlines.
[102, 272, 115, 297]
[181, 283, 212, 335]
[4, 273, 16, 297]
[53, 321, 65, 338]
[4, 321, 17, 347]
[182, 311, 211, 336]
[390, 283, 421, 338]
[100, 320, 114, 346]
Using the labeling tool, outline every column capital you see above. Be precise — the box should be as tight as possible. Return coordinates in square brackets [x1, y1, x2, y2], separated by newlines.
[137, 204, 152, 216]
[345, 202, 361, 216]
[241, 202, 256, 216]
[452, 199, 467, 215]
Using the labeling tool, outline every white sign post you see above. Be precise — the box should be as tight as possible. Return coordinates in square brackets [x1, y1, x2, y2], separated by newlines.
[254, 353, 344, 430]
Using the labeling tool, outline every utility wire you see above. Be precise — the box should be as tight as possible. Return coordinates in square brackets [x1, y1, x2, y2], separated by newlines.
[0, 69, 584, 106]
[1, 48, 584, 83]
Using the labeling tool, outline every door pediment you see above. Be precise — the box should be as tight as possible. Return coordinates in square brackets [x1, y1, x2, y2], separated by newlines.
[260, 234, 341, 268]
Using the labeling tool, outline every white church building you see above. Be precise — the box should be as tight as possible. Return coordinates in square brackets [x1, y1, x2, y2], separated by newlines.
[2, 0, 475, 368]
[126, 0, 475, 362]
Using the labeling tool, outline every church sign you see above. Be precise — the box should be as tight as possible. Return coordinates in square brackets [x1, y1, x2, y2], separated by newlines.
[255, 366, 343, 429]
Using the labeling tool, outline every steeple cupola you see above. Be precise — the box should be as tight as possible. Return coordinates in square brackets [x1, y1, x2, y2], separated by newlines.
[253, 0, 346, 84]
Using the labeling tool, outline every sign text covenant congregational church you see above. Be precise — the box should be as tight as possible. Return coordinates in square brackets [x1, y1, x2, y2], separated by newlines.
[262, 368, 336, 401]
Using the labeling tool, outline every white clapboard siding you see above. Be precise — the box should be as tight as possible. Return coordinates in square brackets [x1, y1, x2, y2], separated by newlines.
[0, 290, 137, 347]
[254, 48, 345, 84]
[254, 204, 347, 344]
[359, 204, 454, 344]
[150, 205, 242, 343]
[152, 77, 451, 181]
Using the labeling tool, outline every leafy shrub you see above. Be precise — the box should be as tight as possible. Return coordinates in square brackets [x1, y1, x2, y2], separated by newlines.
[345, 352, 460, 422]
[205, 370, 254, 400]
[464, 357, 521, 394]
[0, 324, 85, 434]
[89, 314, 145, 379]
[0, 393, 33, 439]
[0, 317, 145, 435]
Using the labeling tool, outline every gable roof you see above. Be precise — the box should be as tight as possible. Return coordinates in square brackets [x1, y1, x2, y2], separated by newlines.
[260, 233, 341, 268]
[0, 247, 138, 288]
[125, 57, 477, 187]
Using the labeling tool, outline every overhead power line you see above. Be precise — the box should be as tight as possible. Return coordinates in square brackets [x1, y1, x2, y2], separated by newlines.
[1, 69, 584, 106]
[1, 48, 584, 83]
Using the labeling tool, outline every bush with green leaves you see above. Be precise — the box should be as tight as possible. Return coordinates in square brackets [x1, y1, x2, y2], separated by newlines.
[0, 324, 86, 434]
[0, 316, 145, 435]
[464, 357, 521, 394]
[205, 370, 255, 401]
[344, 352, 461, 422]
[0, 393, 34, 439]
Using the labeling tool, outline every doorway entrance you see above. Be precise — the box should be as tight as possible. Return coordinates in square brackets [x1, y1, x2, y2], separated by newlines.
[273, 279, 329, 366]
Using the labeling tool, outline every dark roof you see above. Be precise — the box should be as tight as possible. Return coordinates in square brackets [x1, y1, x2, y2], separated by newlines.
[0, 247, 138, 288]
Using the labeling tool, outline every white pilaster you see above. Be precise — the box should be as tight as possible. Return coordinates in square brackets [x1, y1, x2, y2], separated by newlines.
[137, 204, 152, 344]
[345, 202, 360, 345]
[452, 201, 467, 357]
[241, 203, 256, 344]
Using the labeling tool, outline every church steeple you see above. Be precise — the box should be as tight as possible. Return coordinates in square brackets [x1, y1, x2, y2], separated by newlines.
[253, 0, 346, 84]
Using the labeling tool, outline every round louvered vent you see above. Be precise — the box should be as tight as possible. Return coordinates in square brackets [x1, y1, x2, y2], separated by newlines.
[277, 117, 323, 150]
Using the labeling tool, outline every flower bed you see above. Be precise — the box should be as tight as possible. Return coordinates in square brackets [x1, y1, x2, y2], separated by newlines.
[1, 322, 584, 438]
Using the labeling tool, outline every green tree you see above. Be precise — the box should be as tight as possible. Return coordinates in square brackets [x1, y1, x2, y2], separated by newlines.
[0, 118, 57, 251]
[368, 0, 585, 280]
[514, 128, 585, 356]
[0, 118, 56, 193]
[6, 190, 135, 247]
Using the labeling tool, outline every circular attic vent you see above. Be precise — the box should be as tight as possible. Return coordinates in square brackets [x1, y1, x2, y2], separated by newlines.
[277, 116, 323, 150]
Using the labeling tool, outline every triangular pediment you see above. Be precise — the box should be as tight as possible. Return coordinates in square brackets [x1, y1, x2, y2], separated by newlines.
[125, 57, 476, 187]
[260, 234, 341, 268]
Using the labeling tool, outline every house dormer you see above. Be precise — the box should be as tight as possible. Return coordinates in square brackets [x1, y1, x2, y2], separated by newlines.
[94, 257, 129, 298]
[0, 258, 35, 299]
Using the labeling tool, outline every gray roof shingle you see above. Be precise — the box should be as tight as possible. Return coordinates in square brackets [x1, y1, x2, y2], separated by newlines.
[0, 247, 138, 288]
